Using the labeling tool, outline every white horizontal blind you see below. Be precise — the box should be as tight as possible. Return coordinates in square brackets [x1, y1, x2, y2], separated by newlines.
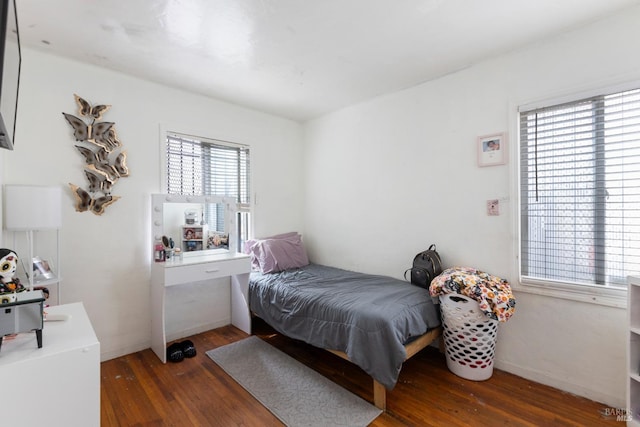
[519, 88, 640, 288]
[201, 141, 251, 208]
[166, 134, 203, 195]
[166, 132, 251, 246]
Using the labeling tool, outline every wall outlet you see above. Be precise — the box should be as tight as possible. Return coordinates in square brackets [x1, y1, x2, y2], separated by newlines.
[487, 199, 499, 216]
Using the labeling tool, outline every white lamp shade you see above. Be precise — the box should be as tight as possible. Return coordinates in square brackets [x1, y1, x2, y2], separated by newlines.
[4, 185, 62, 230]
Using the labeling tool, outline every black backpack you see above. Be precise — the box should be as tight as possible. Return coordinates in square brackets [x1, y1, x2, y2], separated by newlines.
[404, 244, 443, 289]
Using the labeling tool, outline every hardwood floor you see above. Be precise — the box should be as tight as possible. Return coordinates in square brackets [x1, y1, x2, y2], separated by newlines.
[101, 318, 621, 426]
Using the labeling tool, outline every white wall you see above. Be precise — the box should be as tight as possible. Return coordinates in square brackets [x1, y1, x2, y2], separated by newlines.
[2, 48, 304, 359]
[302, 7, 640, 407]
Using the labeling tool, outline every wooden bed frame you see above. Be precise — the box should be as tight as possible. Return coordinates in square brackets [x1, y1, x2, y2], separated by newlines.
[248, 265, 443, 411]
[254, 309, 442, 411]
[327, 326, 442, 410]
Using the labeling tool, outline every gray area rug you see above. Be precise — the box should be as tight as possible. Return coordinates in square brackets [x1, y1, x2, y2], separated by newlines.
[206, 336, 382, 427]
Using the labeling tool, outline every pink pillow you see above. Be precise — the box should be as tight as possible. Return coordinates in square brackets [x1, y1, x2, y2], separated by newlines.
[254, 236, 309, 273]
[244, 232, 309, 273]
[244, 232, 298, 271]
[243, 231, 298, 254]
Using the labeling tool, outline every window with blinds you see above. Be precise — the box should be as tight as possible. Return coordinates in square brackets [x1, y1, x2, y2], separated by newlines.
[166, 132, 251, 248]
[519, 88, 640, 289]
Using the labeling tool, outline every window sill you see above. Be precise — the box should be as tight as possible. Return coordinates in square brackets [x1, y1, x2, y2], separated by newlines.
[513, 278, 626, 308]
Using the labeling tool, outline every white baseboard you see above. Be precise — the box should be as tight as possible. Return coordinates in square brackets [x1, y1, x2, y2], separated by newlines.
[166, 319, 230, 343]
[495, 359, 624, 409]
[100, 343, 149, 362]
[99, 319, 231, 362]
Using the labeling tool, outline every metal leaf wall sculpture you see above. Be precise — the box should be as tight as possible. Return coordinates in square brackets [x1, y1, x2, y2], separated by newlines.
[62, 94, 129, 215]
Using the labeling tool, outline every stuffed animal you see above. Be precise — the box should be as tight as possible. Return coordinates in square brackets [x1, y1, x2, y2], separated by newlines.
[0, 248, 25, 304]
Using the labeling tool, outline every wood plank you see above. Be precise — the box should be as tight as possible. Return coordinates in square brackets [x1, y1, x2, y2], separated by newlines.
[373, 380, 386, 411]
[404, 327, 442, 360]
[328, 326, 442, 410]
[101, 319, 620, 426]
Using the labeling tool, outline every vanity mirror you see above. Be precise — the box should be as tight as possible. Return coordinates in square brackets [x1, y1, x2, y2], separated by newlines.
[150, 193, 252, 363]
[151, 194, 240, 258]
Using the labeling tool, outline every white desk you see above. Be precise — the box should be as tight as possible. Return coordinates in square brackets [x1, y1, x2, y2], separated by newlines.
[151, 251, 251, 363]
[0, 302, 100, 427]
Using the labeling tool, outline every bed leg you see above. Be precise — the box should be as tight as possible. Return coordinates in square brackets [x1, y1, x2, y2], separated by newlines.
[373, 380, 386, 410]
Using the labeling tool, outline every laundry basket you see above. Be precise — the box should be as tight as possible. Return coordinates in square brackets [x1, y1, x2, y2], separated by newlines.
[439, 293, 498, 381]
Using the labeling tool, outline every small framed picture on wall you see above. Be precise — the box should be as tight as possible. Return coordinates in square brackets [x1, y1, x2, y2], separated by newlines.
[477, 133, 507, 167]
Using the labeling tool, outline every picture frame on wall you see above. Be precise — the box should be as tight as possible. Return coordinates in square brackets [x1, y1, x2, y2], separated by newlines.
[477, 133, 507, 167]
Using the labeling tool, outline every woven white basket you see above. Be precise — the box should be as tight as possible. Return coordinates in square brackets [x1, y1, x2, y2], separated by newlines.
[439, 293, 498, 381]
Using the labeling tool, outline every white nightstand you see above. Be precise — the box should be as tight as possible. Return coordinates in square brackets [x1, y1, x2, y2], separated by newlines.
[0, 302, 100, 427]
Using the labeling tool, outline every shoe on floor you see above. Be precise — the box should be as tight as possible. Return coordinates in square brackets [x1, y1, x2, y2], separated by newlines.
[167, 342, 184, 363]
[181, 340, 197, 358]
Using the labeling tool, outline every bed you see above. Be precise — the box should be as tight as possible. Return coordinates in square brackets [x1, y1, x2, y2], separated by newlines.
[248, 262, 442, 409]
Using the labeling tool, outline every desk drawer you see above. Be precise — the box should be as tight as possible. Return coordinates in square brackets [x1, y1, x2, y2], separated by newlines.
[165, 257, 250, 286]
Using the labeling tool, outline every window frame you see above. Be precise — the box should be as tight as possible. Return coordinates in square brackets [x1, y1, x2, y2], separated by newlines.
[511, 82, 640, 308]
[159, 126, 253, 251]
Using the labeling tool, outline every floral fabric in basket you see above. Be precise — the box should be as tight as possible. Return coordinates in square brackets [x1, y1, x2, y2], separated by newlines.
[429, 267, 515, 322]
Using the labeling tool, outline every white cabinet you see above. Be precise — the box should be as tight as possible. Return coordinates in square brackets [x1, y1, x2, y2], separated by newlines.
[628, 276, 640, 425]
[0, 302, 100, 427]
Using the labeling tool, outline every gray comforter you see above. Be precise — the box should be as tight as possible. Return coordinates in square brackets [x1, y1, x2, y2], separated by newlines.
[249, 263, 441, 389]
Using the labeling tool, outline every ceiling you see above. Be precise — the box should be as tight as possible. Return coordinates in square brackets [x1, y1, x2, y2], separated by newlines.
[16, 0, 640, 122]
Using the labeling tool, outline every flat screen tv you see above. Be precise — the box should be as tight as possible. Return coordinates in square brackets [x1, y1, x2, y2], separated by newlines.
[0, 0, 20, 150]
